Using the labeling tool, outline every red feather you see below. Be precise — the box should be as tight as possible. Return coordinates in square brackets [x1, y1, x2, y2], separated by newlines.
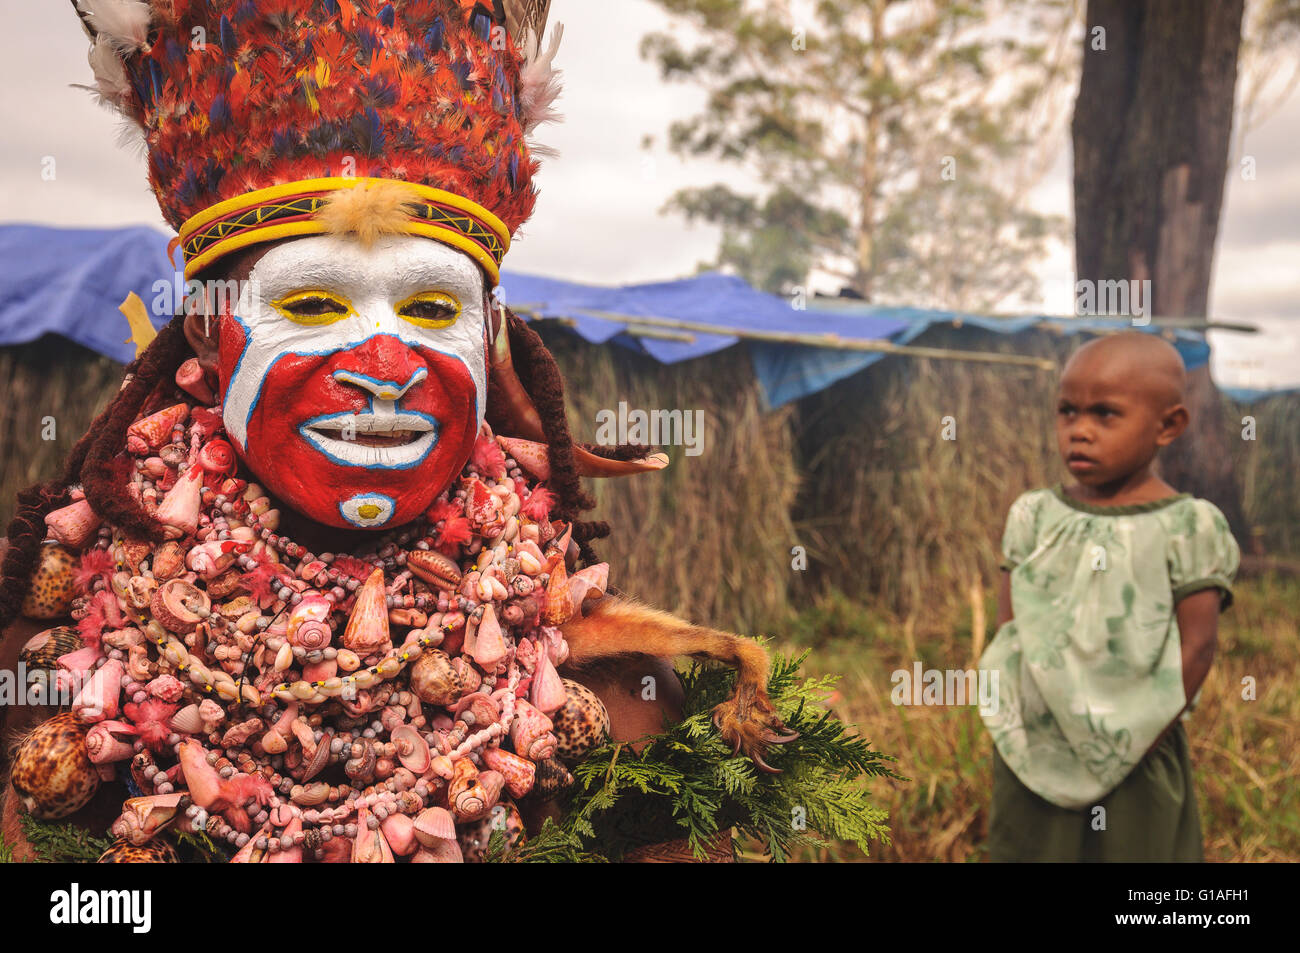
[332, 555, 375, 581]
[75, 548, 116, 594]
[124, 699, 180, 751]
[76, 598, 107, 650]
[426, 497, 463, 524]
[240, 552, 292, 605]
[520, 485, 555, 522]
[435, 516, 473, 553]
[471, 432, 507, 478]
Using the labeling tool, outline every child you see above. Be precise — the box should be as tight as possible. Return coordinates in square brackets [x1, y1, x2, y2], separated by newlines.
[980, 332, 1239, 862]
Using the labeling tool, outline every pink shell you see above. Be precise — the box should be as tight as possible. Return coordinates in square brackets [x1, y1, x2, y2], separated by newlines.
[468, 604, 506, 668]
[73, 658, 125, 723]
[175, 359, 214, 405]
[413, 806, 457, 845]
[568, 562, 609, 606]
[482, 746, 536, 799]
[85, 721, 137, 764]
[44, 499, 102, 548]
[351, 807, 395, 863]
[146, 674, 185, 702]
[530, 644, 566, 716]
[411, 840, 464, 863]
[197, 439, 235, 475]
[126, 403, 189, 455]
[342, 568, 391, 656]
[287, 594, 334, 650]
[391, 724, 431, 775]
[156, 466, 202, 539]
[380, 813, 418, 856]
[498, 436, 551, 480]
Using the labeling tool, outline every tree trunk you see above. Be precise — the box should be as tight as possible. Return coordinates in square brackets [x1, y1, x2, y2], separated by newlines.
[1072, 0, 1252, 548]
[853, 0, 887, 300]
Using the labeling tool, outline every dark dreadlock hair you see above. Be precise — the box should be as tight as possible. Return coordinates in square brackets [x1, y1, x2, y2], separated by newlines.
[0, 276, 649, 637]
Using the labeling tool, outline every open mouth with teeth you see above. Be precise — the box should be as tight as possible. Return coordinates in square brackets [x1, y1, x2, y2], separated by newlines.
[298, 410, 440, 469]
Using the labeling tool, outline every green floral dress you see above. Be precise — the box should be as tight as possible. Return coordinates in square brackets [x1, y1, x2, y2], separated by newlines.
[979, 485, 1239, 810]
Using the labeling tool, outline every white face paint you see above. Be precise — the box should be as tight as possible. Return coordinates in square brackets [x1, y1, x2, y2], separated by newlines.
[214, 234, 491, 529]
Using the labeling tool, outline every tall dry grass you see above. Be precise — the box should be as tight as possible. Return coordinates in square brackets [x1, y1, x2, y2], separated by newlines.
[0, 340, 122, 529]
[535, 325, 801, 634]
[1225, 393, 1300, 557]
[790, 326, 1071, 639]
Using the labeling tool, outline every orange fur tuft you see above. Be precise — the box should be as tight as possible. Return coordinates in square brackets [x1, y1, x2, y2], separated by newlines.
[559, 594, 798, 771]
[313, 180, 425, 248]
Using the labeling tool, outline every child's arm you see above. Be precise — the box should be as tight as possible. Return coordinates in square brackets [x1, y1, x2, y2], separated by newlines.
[996, 570, 1013, 628]
[1176, 589, 1221, 703]
[1145, 588, 1221, 756]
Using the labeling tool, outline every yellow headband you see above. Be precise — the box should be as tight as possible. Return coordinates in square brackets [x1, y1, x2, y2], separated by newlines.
[177, 177, 511, 284]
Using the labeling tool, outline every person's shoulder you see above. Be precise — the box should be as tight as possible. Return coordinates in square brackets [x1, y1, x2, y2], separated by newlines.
[1183, 496, 1235, 538]
[1007, 486, 1056, 517]
[1164, 494, 1233, 533]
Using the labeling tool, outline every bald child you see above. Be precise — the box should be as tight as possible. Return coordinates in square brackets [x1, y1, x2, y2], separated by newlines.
[979, 332, 1240, 862]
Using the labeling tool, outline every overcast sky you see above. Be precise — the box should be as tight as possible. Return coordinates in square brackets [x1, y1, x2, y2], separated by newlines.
[1, 0, 1296, 389]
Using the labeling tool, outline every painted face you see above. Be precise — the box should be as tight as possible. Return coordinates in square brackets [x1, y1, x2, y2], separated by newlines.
[218, 235, 488, 530]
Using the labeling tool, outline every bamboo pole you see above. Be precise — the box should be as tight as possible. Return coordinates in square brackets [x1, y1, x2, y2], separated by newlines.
[804, 299, 1260, 333]
[511, 306, 1058, 371]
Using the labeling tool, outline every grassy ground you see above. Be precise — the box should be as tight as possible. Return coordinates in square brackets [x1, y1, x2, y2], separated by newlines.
[759, 574, 1300, 862]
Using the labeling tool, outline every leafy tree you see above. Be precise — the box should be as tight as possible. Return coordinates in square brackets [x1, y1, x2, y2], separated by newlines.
[641, 0, 1075, 305]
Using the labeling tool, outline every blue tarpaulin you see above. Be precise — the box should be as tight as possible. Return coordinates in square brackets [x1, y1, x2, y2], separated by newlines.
[0, 223, 1251, 408]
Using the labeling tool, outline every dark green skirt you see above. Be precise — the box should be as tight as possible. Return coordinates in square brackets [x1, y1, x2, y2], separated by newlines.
[988, 722, 1203, 862]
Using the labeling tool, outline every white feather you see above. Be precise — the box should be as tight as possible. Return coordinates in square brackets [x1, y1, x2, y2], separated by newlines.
[81, 34, 133, 108]
[78, 0, 153, 54]
[113, 116, 150, 160]
[518, 22, 564, 136]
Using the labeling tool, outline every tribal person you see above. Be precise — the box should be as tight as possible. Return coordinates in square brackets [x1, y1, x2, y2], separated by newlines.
[0, 0, 792, 862]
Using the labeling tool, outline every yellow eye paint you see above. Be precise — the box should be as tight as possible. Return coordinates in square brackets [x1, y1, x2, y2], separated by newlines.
[395, 291, 461, 329]
[271, 290, 355, 326]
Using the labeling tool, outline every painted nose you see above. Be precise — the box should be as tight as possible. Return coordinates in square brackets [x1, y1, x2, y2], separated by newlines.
[331, 335, 428, 401]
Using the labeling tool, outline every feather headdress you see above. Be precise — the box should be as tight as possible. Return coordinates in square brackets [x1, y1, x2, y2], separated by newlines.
[69, 0, 564, 282]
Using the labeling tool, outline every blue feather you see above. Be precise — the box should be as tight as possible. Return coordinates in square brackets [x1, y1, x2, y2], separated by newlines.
[306, 120, 346, 154]
[362, 76, 399, 107]
[176, 168, 201, 209]
[205, 158, 225, 196]
[209, 95, 232, 131]
[394, 125, 418, 150]
[164, 36, 185, 67]
[148, 58, 164, 101]
[219, 15, 237, 55]
[451, 61, 472, 90]
[351, 107, 386, 157]
[378, 4, 395, 28]
[272, 128, 298, 156]
[427, 17, 445, 51]
[357, 26, 383, 58]
[322, 0, 339, 16]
